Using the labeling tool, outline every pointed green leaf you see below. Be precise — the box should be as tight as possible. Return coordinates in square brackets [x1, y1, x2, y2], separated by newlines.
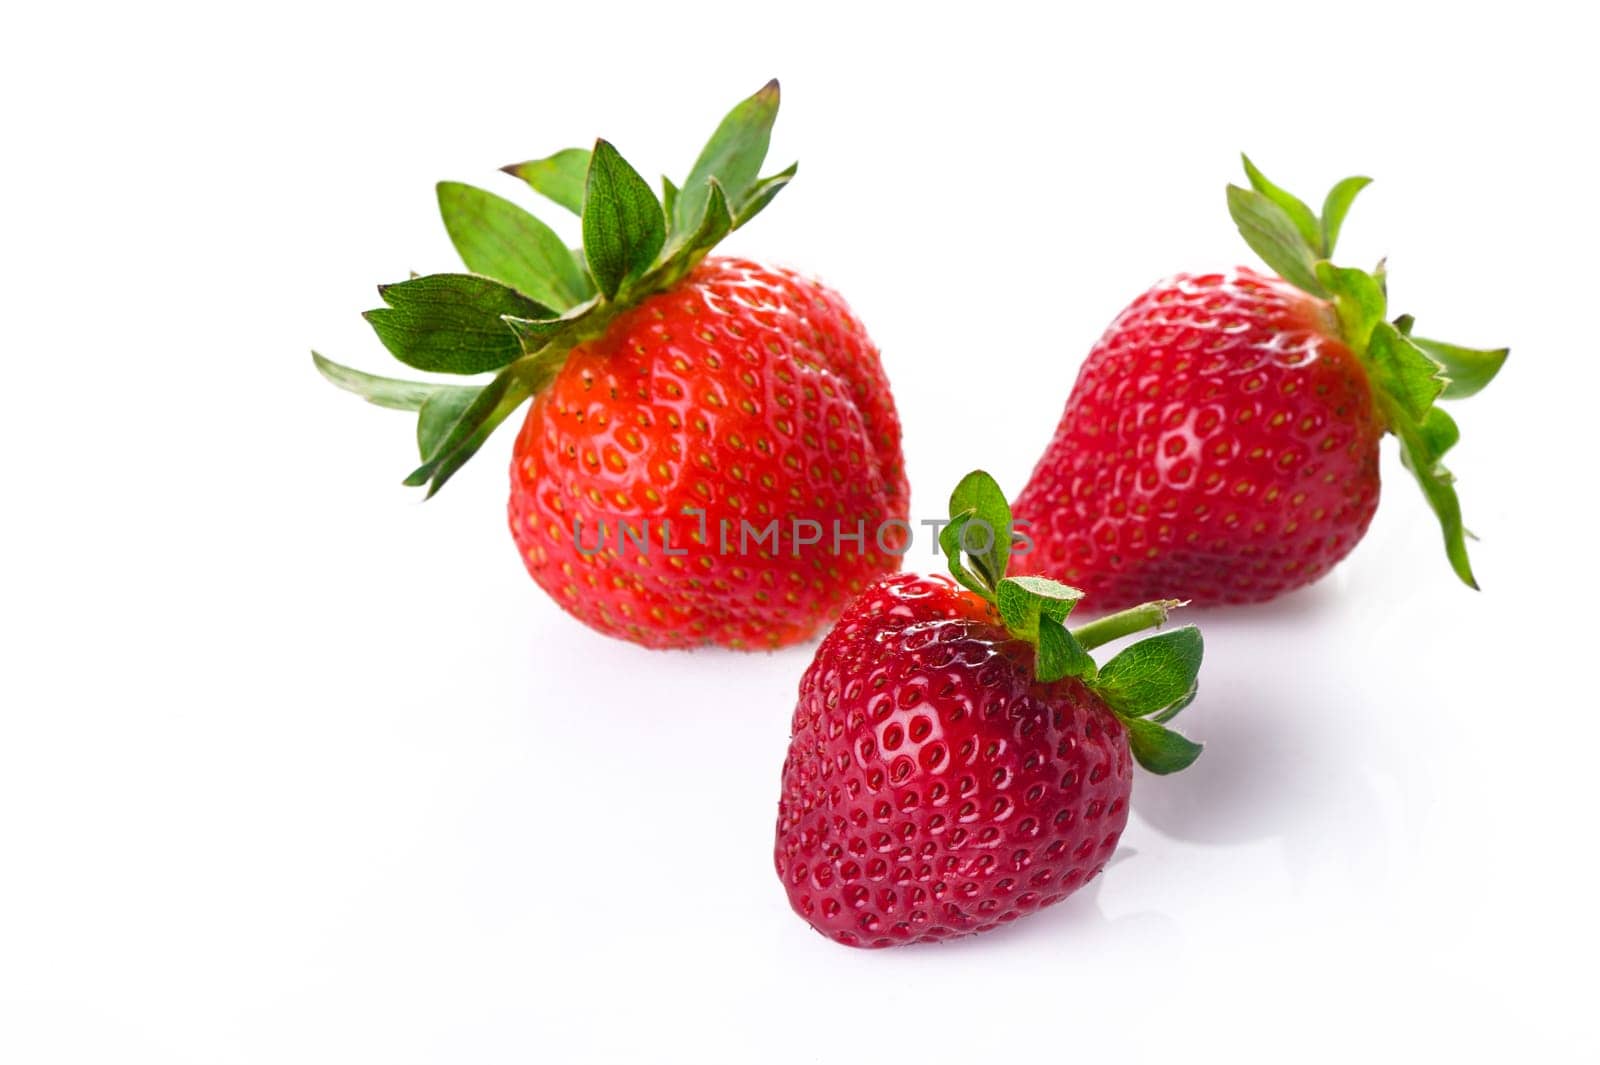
[996, 579, 1038, 637]
[501, 148, 590, 215]
[1378, 311, 1483, 587]
[312, 352, 448, 411]
[677, 178, 732, 258]
[364, 274, 550, 375]
[416, 385, 482, 461]
[1320, 175, 1371, 258]
[1315, 262, 1387, 350]
[676, 79, 779, 234]
[661, 176, 680, 221]
[582, 140, 666, 299]
[1241, 155, 1321, 252]
[1094, 626, 1203, 719]
[996, 575, 1083, 644]
[1393, 407, 1478, 588]
[566, 249, 595, 300]
[436, 182, 587, 311]
[1035, 617, 1097, 683]
[1226, 185, 1327, 297]
[404, 367, 533, 497]
[1124, 718, 1203, 775]
[1367, 321, 1447, 423]
[1414, 402, 1461, 458]
[311, 353, 483, 463]
[1149, 682, 1199, 724]
[1410, 336, 1509, 400]
[948, 470, 1013, 588]
[995, 580, 1089, 681]
[1002, 576, 1082, 625]
[502, 309, 580, 352]
[735, 161, 797, 229]
[939, 510, 992, 600]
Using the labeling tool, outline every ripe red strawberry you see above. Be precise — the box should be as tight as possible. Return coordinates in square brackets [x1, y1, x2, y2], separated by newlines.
[313, 83, 907, 648]
[1014, 158, 1507, 608]
[776, 472, 1203, 948]
[509, 257, 904, 647]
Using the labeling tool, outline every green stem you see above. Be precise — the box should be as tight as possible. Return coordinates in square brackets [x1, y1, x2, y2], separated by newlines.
[1070, 599, 1184, 651]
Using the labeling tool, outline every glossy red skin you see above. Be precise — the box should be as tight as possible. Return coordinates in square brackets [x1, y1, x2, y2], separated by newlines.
[1013, 268, 1385, 609]
[509, 258, 908, 649]
[775, 573, 1132, 948]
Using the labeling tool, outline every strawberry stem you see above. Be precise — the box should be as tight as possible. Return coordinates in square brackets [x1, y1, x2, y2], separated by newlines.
[1070, 600, 1184, 651]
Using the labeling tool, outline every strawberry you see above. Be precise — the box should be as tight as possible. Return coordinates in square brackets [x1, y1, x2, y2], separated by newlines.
[1013, 157, 1507, 608]
[775, 472, 1203, 948]
[313, 83, 907, 648]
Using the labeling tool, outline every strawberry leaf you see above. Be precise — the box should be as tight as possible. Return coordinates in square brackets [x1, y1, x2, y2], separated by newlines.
[502, 308, 585, 353]
[364, 274, 551, 375]
[996, 576, 1083, 645]
[995, 579, 1036, 636]
[416, 386, 482, 462]
[311, 352, 459, 412]
[1367, 322, 1447, 423]
[1315, 261, 1386, 351]
[674, 178, 732, 260]
[1003, 576, 1081, 625]
[582, 140, 666, 300]
[1364, 321, 1483, 588]
[948, 470, 1013, 588]
[405, 367, 534, 497]
[1410, 336, 1509, 400]
[1415, 403, 1462, 458]
[501, 148, 590, 216]
[1124, 718, 1204, 775]
[939, 510, 991, 600]
[676, 79, 779, 234]
[1367, 321, 1480, 588]
[1320, 175, 1371, 258]
[1148, 682, 1199, 724]
[1034, 617, 1097, 683]
[309, 353, 484, 462]
[1393, 407, 1477, 588]
[661, 176, 680, 221]
[1241, 155, 1321, 254]
[436, 182, 588, 311]
[1093, 626, 1203, 719]
[735, 161, 797, 229]
[1226, 184, 1328, 298]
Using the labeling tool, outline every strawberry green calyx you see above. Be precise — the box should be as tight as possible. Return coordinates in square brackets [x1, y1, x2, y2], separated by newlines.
[1227, 155, 1508, 588]
[940, 471, 1204, 774]
[312, 80, 796, 496]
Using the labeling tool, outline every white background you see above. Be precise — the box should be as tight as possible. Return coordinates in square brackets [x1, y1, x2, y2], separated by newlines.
[4, 2, 1596, 1061]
